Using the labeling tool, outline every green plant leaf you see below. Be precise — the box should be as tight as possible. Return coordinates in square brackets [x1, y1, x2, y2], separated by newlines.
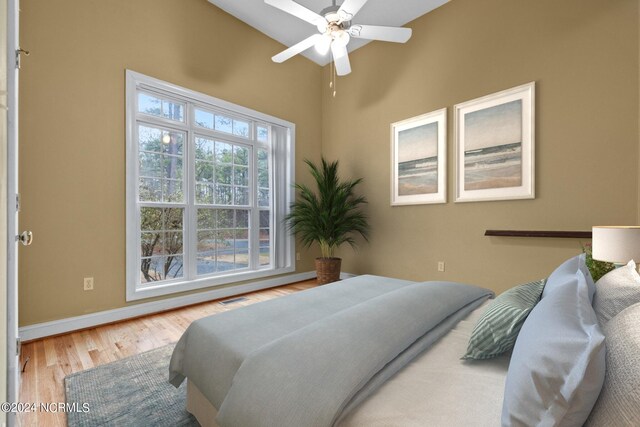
[582, 243, 615, 282]
[285, 157, 369, 258]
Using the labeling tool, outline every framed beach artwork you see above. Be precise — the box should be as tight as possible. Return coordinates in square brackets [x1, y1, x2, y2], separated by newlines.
[391, 108, 447, 206]
[454, 82, 535, 203]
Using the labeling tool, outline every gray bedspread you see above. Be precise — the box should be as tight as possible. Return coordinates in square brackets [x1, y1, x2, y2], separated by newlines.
[169, 275, 492, 427]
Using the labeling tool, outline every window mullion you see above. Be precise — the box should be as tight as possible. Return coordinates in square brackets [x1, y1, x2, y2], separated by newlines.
[136, 117, 189, 133]
[250, 146, 260, 270]
[186, 104, 197, 281]
[272, 133, 280, 269]
[269, 133, 277, 269]
[272, 126, 288, 269]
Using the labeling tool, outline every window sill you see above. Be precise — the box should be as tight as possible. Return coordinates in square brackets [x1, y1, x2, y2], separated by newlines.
[126, 265, 295, 302]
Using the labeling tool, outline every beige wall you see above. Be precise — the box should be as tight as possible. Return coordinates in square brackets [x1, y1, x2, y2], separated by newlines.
[322, 0, 639, 294]
[17, 0, 640, 326]
[18, 0, 322, 325]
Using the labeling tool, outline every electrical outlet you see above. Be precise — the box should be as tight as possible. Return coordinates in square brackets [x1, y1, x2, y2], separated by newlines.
[296, 252, 301, 261]
[437, 262, 445, 272]
[83, 277, 94, 291]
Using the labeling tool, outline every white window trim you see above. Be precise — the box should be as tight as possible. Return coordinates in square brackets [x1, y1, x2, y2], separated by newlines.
[125, 70, 295, 301]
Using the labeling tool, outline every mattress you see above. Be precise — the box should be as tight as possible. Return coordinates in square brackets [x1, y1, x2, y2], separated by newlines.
[186, 299, 510, 427]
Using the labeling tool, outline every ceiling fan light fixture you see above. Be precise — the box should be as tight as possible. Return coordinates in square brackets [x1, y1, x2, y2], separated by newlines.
[315, 20, 328, 33]
[315, 33, 332, 55]
[332, 30, 350, 48]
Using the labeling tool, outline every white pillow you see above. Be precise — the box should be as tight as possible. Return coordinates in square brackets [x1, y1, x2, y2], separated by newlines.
[593, 260, 640, 325]
[585, 302, 640, 426]
[501, 255, 605, 426]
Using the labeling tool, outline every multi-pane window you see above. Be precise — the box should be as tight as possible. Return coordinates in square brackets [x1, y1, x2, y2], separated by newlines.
[126, 71, 294, 301]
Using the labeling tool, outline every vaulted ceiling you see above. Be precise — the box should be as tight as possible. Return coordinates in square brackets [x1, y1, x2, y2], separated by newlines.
[207, 0, 450, 66]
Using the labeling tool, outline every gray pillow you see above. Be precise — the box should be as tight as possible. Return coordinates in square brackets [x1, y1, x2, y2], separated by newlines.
[502, 256, 605, 426]
[593, 260, 640, 326]
[585, 302, 640, 426]
[462, 279, 545, 360]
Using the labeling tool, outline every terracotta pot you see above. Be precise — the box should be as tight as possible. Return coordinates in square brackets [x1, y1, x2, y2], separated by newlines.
[315, 257, 342, 285]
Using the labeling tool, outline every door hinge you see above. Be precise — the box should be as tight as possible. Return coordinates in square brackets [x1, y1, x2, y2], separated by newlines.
[16, 194, 20, 212]
[15, 48, 29, 69]
[16, 338, 21, 357]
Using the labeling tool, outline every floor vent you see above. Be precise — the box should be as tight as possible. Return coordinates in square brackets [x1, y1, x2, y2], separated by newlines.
[219, 297, 248, 305]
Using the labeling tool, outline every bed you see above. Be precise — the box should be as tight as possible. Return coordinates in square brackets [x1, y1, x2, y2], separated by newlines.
[169, 255, 640, 427]
[183, 298, 510, 427]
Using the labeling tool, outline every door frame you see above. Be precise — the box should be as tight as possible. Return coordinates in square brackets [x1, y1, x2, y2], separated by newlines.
[6, 0, 19, 424]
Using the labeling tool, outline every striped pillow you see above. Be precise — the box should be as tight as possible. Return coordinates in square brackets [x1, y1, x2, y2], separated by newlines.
[463, 279, 546, 360]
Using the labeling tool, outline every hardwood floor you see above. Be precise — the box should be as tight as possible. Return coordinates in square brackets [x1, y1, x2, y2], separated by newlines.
[18, 279, 318, 427]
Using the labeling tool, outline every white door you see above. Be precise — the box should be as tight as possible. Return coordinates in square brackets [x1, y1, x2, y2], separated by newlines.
[6, 1, 28, 426]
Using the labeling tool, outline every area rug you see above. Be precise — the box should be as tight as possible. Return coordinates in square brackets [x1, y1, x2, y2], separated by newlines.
[65, 344, 198, 426]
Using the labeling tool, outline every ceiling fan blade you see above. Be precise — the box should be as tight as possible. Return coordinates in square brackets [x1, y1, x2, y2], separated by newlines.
[272, 34, 322, 63]
[349, 25, 412, 43]
[265, 0, 326, 27]
[331, 43, 351, 76]
[337, 0, 369, 21]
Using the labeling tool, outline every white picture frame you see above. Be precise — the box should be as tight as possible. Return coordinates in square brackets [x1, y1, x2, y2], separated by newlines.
[454, 82, 535, 203]
[391, 108, 447, 206]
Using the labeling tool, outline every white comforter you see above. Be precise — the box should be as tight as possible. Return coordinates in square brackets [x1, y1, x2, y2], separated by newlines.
[339, 300, 510, 427]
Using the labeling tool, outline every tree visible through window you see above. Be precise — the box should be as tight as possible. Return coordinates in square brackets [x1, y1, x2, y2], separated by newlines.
[140, 207, 183, 282]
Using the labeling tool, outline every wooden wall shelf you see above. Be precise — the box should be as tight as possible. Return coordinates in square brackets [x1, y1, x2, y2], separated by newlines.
[484, 230, 592, 239]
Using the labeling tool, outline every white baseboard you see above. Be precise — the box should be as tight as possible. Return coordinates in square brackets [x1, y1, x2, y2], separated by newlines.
[19, 271, 317, 342]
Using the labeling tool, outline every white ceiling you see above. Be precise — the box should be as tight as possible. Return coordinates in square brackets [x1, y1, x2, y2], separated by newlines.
[207, 0, 450, 66]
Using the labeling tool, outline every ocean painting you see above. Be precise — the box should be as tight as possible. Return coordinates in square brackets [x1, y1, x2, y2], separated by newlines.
[397, 122, 439, 195]
[463, 100, 522, 191]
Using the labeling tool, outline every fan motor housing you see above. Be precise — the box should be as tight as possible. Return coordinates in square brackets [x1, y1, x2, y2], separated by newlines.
[320, 4, 350, 28]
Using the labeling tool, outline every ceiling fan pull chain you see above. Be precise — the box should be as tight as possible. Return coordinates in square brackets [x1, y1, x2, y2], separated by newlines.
[333, 71, 337, 97]
[329, 60, 333, 88]
[332, 61, 337, 97]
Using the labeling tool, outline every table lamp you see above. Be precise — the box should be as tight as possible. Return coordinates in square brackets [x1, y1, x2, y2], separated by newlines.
[592, 226, 640, 267]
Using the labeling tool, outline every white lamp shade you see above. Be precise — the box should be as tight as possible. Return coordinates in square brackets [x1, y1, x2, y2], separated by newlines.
[592, 226, 640, 264]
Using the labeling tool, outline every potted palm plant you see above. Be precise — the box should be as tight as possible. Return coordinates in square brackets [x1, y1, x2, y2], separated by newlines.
[286, 157, 369, 284]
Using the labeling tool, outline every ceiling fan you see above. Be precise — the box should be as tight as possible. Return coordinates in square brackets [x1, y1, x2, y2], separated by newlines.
[266, 0, 412, 76]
